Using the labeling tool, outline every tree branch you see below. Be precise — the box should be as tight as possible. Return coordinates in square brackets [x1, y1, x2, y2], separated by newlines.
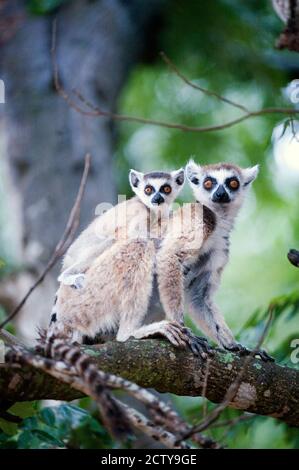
[72, 85, 299, 134]
[160, 52, 249, 113]
[51, 22, 299, 135]
[1, 339, 298, 427]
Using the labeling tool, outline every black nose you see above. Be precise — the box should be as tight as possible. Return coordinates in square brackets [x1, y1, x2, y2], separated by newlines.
[212, 185, 230, 203]
[151, 193, 165, 205]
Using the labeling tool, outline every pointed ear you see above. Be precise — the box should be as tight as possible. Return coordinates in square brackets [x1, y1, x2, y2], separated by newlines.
[186, 159, 202, 186]
[171, 168, 185, 186]
[129, 169, 143, 189]
[243, 164, 259, 186]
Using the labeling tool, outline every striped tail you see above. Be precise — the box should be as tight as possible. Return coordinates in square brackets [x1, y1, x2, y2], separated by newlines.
[37, 330, 130, 439]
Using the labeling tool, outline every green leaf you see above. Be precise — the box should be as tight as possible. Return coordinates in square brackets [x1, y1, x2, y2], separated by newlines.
[9, 401, 39, 420]
[0, 418, 18, 436]
[27, 0, 65, 15]
[0, 431, 18, 449]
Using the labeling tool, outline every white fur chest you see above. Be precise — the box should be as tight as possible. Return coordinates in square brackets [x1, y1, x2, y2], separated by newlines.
[184, 216, 231, 288]
[205, 224, 230, 273]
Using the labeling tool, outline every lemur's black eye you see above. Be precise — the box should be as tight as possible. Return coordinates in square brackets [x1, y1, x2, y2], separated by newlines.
[160, 184, 172, 194]
[144, 185, 154, 195]
[203, 178, 213, 190]
[227, 178, 239, 191]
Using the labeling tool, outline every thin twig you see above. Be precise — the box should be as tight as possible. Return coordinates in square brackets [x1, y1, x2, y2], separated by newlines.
[179, 310, 273, 441]
[51, 21, 299, 135]
[0, 329, 26, 347]
[218, 413, 256, 443]
[201, 357, 211, 419]
[0, 153, 91, 329]
[209, 413, 255, 430]
[72, 80, 299, 134]
[160, 52, 249, 113]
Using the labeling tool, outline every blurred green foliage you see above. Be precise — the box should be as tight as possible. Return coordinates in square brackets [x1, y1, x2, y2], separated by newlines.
[27, 0, 67, 15]
[0, 403, 113, 449]
[1, 0, 299, 450]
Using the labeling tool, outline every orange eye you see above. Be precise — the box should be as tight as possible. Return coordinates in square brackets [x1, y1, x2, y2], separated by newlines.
[229, 179, 239, 190]
[163, 185, 172, 194]
[144, 185, 154, 195]
[204, 179, 213, 190]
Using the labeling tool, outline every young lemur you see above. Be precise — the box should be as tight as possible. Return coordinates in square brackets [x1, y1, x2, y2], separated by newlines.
[58, 168, 184, 289]
[48, 168, 205, 354]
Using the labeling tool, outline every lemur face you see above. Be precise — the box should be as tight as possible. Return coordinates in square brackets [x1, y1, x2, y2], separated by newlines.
[186, 160, 259, 213]
[129, 168, 185, 212]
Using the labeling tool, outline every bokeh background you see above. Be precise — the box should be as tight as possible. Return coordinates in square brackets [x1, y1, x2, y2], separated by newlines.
[0, 0, 299, 449]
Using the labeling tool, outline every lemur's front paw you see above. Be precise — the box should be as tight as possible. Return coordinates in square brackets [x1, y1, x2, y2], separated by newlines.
[224, 342, 249, 355]
[225, 343, 274, 362]
[58, 273, 86, 289]
[159, 322, 213, 359]
[160, 321, 191, 349]
[256, 349, 274, 362]
[182, 328, 214, 359]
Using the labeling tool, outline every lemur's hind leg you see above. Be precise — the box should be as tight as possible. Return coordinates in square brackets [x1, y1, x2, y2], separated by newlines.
[114, 240, 210, 358]
[156, 203, 205, 325]
[156, 247, 185, 325]
[114, 238, 158, 341]
[156, 239, 212, 357]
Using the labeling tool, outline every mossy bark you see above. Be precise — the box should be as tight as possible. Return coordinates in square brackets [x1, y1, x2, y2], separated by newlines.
[1, 339, 299, 427]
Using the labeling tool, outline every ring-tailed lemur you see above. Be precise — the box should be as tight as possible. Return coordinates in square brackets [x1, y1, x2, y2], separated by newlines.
[46, 168, 209, 356]
[177, 159, 272, 359]
[147, 159, 272, 360]
[58, 168, 185, 289]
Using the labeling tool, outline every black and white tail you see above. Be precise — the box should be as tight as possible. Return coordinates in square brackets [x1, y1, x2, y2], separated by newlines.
[37, 292, 130, 439]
